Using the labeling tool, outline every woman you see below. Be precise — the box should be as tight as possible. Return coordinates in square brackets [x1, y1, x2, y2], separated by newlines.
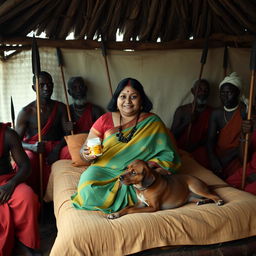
[71, 78, 180, 214]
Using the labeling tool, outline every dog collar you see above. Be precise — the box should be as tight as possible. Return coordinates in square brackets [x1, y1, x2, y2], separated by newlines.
[134, 184, 147, 191]
[134, 177, 156, 191]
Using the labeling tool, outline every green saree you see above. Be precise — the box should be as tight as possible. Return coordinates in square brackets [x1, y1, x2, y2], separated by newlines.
[71, 113, 181, 213]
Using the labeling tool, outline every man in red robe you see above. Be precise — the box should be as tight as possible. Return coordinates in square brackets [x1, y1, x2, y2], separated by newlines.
[15, 71, 69, 196]
[0, 123, 40, 256]
[171, 79, 212, 166]
[207, 72, 245, 179]
[60, 76, 105, 159]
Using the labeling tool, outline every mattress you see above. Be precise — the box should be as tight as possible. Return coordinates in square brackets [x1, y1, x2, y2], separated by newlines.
[45, 154, 256, 256]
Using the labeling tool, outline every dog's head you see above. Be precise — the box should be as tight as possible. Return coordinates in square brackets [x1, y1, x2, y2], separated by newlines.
[119, 160, 155, 189]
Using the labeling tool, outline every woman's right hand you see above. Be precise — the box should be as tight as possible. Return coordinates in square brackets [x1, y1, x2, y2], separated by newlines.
[80, 145, 98, 162]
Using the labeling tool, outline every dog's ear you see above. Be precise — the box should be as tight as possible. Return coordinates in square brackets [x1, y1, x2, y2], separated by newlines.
[142, 174, 155, 188]
[141, 165, 155, 188]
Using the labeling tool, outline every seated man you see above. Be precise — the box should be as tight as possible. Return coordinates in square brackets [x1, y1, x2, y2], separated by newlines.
[60, 76, 105, 159]
[67, 76, 105, 133]
[0, 123, 40, 256]
[207, 72, 245, 179]
[171, 79, 212, 166]
[15, 71, 69, 196]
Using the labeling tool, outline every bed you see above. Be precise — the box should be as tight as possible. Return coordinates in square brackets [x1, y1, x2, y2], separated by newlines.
[44, 152, 256, 256]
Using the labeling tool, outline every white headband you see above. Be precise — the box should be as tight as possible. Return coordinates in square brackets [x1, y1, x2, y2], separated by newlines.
[219, 72, 242, 90]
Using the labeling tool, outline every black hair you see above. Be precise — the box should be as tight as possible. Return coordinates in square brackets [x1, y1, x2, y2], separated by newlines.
[67, 76, 87, 90]
[32, 71, 53, 85]
[107, 78, 153, 112]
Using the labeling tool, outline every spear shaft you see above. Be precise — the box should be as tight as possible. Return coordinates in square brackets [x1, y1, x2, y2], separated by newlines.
[241, 40, 256, 189]
[10, 96, 15, 129]
[223, 45, 228, 78]
[101, 38, 113, 97]
[56, 48, 73, 135]
[32, 36, 44, 202]
[186, 38, 209, 145]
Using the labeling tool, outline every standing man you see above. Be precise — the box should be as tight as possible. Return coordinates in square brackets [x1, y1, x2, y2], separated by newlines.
[207, 72, 245, 178]
[0, 123, 40, 256]
[15, 71, 69, 196]
[171, 79, 212, 166]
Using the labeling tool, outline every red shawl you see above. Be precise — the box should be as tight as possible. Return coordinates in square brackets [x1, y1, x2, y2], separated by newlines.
[24, 102, 59, 143]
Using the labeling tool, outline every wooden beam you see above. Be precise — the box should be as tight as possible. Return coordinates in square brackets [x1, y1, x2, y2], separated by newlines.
[0, 45, 30, 51]
[0, 34, 255, 52]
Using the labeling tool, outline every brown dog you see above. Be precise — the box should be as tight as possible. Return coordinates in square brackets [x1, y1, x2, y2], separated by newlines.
[107, 160, 224, 219]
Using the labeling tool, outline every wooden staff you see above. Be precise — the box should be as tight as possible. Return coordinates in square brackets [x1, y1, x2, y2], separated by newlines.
[56, 48, 73, 135]
[10, 96, 15, 129]
[101, 37, 113, 97]
[186, 37, 209, 145]
[223, 45, 228, 78]
[241, 40, 256, 189]
[32, 36, 44, 202]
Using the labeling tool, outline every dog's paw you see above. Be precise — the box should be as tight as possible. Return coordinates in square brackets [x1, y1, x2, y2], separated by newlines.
[216, 200, 224, 206]
[196, 199, 212, 205]
[107, 213, 120, 219]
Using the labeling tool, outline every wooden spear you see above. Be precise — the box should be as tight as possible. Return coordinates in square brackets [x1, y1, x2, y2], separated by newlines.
[101, 37, 113, 97]
[186, 37, 209, 145]
[10, 96, 15, 129]
[223, 45, 228, 78]
[56, 48, 73, 135]
[241, 40, 256, 189]
[32, 35, 44, 202]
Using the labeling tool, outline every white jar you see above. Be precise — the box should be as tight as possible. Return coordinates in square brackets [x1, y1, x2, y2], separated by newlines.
[87, 137, 102, 156]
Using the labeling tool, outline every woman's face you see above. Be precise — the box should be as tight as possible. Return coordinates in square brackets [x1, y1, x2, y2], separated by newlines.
[117, 85, 142, 117]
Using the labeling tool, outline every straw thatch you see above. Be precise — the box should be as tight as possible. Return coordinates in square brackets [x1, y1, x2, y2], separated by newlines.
[0, 0, 256, 57]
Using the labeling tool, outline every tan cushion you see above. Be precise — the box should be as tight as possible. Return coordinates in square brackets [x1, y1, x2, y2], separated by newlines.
[64, 133, 90, 167]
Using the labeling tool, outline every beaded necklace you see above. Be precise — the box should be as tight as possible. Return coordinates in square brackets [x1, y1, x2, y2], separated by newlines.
[223, 105, 239, 124]
[116, 113, 140, 143]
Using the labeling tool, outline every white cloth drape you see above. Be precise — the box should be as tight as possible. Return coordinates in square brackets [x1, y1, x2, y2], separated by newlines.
[0, 47, 251, 128]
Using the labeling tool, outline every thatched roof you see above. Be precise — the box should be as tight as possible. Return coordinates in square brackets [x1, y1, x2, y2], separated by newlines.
[0, 0, 256, 57]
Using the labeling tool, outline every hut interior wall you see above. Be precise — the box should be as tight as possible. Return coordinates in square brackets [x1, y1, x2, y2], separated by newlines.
[0, 47, 251, 127]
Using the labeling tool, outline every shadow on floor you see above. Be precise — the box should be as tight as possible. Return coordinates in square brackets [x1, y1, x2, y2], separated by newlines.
[39, 202, 57, 256]
[12, 202, 57, 256]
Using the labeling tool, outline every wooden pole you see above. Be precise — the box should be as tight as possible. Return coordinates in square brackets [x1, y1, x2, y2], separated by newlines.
[186, 37, 209, 145]
[32, 36, 44, 202]
[10, 96, 15, 129]
[223, 45, 228, 78]
[56, 48, 73, 135]
[101, 38, 113, 97]
[241, 40, 256, 189]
